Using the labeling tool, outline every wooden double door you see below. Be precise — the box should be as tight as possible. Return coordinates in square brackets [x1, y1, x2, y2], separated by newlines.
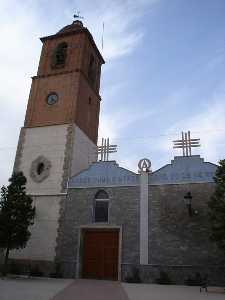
[82, 230, 119, 280]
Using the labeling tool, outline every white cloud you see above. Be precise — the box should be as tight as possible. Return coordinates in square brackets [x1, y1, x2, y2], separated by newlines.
[0, 0, 158, 186]
[0, 1, 45, 187]
[98, 106, 156, 141]
[111, 84, 225, 172]
[165, 87, 225, 163]
[65, 0, 159, 60]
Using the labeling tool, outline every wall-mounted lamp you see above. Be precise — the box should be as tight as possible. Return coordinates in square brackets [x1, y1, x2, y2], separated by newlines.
[184, 192, 193, 217]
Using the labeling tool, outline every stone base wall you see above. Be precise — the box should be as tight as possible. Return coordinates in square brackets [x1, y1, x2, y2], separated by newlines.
[3, 259, 77, 278]
[9, 259, 223, 286]
[3, 259, 55, 277]
[0, 249, 4, 264]
[51, 261, 225, 286]
[122, 264, 225, 286]
[61, 260, 77, 278]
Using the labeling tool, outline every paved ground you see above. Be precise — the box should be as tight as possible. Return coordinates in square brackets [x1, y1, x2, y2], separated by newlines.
[0, 278, 225, 300]
[0, 277, 73, 300]
[52, 279, 129, 300]
[123, 283, 225, 300]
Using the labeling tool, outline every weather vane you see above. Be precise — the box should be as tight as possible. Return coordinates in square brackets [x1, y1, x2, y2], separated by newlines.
[73, 11, 84, 20]
[173, 131, 200, 157]
[97, 138, 117, 161]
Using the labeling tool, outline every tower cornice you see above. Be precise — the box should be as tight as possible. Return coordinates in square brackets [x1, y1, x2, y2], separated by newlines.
[31, 69, 102, 102]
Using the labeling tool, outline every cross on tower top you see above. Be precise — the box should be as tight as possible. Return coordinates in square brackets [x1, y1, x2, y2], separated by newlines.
[97, 138, 118, 161]
[173, 131, 200, 157]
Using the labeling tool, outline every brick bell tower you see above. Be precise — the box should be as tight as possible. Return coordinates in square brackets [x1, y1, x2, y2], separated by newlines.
[11, 20, 104, 267]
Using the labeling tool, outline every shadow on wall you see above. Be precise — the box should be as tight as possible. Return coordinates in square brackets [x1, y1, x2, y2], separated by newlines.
[0, 249, 4, 273]
[0, 249, 4, 263]
[0, 258, 64, 278]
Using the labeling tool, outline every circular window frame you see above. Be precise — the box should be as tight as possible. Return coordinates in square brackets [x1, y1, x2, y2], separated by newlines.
[46, 92, 59, 105]
[30, 156, 51, 183]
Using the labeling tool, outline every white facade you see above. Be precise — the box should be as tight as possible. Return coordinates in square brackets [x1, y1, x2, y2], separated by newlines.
[10, 195, 61, 261]
[71, 126, 97, 177]
[18, 124, 68, 195]
[11, 123, 96, 262]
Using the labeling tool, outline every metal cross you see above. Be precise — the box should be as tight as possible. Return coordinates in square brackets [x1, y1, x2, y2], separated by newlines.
[97, 138, 117, 161]
[173, 131, 200, 157]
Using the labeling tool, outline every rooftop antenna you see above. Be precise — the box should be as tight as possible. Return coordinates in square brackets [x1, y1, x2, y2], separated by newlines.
[101, 22, 105, 52]
[73, 11, 84, 20]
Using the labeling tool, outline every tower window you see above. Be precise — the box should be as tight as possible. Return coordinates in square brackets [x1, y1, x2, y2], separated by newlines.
[51, 42, 68, 68]
[94, 190, 109, 223]
[88, 97, 92, 105]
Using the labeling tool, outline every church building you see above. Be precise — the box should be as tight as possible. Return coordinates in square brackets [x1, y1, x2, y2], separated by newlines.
[56, 152, 224, 284]
[11, 20, 224, 285]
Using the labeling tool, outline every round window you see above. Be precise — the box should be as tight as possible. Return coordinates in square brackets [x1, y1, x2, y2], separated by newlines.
[47, 93, 58, 105]
[30, 156, 51, 183]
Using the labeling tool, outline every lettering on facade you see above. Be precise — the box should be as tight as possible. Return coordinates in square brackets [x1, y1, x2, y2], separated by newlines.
[151, 171, 215, 183]
[71, 174, 139, 187]
[69, 158, 217, 188]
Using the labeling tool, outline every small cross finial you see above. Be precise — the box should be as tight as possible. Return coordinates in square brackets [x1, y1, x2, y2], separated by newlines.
[173, 131, 200, 156]
[97, 138, 117, 161]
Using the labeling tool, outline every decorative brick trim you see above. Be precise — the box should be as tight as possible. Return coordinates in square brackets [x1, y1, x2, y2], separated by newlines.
[56, 124, 75, 265]
[32, 69, 79, 79]
[13, 128, 26, 173]
[55, 195, 67, 263]
[61, 124, 74, 192]
[32, 70, 102, 101]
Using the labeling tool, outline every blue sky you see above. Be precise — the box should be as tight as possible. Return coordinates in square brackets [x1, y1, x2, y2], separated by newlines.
[0, 0, 225, 186]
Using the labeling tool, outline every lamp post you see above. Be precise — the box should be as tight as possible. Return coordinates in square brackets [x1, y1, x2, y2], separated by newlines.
[184, 192, 193, 217]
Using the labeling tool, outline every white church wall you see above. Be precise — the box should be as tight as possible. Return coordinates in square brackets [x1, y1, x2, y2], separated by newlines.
[70, 125, 97, 177]
[18, 124, 69, 195]
[10, 124, 97, 263]
[10, 195, 61, 261]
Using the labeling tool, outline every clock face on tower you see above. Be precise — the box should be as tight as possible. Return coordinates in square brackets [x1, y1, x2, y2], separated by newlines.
[47, 93, 58, 105]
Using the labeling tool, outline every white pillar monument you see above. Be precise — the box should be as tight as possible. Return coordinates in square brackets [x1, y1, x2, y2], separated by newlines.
[138, 158, 151, 265]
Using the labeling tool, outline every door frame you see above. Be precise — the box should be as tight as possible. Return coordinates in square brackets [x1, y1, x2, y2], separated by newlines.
[76, 225, 122, 280]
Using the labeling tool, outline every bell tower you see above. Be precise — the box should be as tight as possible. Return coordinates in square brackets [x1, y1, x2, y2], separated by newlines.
[11, 21, 104, 267]
[25, 20, 103, 144]
[14, 20, 104, 194]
